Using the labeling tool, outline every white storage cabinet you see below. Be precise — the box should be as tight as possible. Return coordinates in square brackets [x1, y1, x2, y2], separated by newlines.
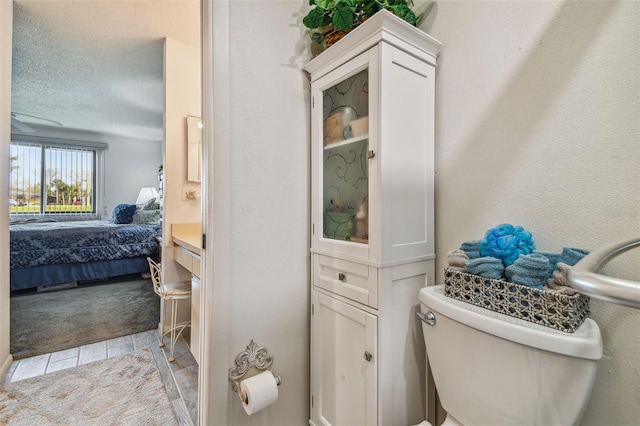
[304, 11, 442, 426]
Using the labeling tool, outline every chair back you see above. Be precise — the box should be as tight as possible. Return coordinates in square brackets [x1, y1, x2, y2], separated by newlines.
[146, 257, 163, 296]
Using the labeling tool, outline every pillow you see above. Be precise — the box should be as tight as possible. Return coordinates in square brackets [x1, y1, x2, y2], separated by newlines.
[142, 197, 160, 210]
[132, 209, 162, 224]
[110, 203, 137, 224]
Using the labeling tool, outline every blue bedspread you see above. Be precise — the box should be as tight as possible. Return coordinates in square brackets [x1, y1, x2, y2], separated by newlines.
[10, 220, 160, 269]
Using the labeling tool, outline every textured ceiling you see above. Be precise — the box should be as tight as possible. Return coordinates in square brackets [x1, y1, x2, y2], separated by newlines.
[11, 0, 200, 141]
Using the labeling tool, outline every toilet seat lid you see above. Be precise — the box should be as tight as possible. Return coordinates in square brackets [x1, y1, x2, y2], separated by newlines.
[419, 285, 603, 360]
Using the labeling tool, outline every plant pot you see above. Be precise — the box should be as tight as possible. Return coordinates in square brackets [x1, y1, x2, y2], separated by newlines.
[318, 19, 367, 47]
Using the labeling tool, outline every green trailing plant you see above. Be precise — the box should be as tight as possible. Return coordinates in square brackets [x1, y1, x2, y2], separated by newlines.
[303, 0, 418, 46]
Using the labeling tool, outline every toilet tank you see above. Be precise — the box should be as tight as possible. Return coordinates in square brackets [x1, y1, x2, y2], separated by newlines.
[419, 285, 602, 426]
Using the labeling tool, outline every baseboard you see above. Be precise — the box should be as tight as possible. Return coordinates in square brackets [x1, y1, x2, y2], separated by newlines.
[78, 277, 108, 284]
[0, 352, 13, 380]
[37, 281, 78, 292]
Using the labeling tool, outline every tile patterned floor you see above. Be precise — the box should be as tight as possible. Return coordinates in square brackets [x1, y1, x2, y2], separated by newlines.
[3, 329, 199, 426]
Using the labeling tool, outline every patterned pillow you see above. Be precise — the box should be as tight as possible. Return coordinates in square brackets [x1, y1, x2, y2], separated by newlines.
[110, 203, 137, 224]
[132, 209, 162, 224]
[142, 197, 160, 210]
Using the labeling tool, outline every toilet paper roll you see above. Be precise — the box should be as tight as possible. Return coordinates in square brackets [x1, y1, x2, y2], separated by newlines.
[240, 370, 279, 415]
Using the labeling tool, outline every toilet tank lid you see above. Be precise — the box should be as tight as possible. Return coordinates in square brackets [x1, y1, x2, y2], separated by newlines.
[419, 285, 603, 360]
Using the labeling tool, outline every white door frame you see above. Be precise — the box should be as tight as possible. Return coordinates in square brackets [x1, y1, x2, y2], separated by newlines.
[0, 0, 13, 381]
[198, 0, 231, 424]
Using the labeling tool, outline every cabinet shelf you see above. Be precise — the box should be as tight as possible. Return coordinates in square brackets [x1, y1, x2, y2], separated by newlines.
[323, 134, 368, 150]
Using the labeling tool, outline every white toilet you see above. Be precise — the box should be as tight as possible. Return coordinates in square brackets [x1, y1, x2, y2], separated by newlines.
[418, 285, 603, 426]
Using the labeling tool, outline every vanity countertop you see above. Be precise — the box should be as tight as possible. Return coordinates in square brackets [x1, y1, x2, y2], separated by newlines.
[172, 222, 201, 255]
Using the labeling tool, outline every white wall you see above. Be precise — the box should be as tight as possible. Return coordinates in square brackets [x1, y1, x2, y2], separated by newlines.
[422, 1, 639, 425]
[162, 37, 201, 284]
[102, 133, 162, 215]
[0, 0, 13, 379]
[210, 1, 311, 424]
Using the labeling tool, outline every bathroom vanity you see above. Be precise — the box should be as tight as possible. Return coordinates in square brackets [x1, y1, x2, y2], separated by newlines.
[304, 11, 441, 426]
[172, 222, 201, 363]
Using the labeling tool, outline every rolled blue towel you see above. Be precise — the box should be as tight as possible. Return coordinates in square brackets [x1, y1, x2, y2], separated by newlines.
[466, 256, 504, 280]
[505, 253, 550, 289]
[534, 251, 561, 278]
[559, 247, 590, 266]
[460, 240, 481, 259]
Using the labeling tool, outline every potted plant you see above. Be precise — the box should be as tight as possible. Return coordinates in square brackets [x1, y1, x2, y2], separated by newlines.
[303, 0, 420, 48]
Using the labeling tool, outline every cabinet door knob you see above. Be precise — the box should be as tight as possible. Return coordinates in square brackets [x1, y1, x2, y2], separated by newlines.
[338, 272, 346, 281]
[364, 351, 373, 362]
[367, 150, 375, 159]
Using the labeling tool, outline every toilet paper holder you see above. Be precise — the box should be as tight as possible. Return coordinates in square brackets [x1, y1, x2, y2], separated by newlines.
[229, 340, 282, 404]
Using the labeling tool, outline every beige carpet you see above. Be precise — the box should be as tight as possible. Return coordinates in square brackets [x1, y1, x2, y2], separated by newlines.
[0, 349, 178, 426]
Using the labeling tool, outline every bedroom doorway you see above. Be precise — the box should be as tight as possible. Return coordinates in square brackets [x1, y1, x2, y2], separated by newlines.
[0, 0, 206, 422]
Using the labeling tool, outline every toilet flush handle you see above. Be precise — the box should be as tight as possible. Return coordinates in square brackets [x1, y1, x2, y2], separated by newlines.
[417, 311, 436, 326]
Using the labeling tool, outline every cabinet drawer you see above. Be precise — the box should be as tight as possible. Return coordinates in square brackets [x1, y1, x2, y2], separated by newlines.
[191, 255, 201, 277]
[173, 245, 193, 272]
[314, 255, 378, 308]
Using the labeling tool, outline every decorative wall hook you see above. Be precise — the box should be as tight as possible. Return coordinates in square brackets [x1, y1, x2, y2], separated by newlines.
[229, 340, 282, 403]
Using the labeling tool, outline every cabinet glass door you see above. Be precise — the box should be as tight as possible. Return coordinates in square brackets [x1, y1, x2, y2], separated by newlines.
[322, 69, 369, 244]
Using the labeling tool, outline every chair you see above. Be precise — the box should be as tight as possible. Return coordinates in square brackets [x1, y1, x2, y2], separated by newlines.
[147, 257, 192, 362]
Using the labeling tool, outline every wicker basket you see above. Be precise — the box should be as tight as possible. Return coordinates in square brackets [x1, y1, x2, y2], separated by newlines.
[444, 268, 590, 333]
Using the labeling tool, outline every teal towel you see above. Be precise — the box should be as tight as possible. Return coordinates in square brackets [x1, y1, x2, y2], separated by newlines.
[559, 247, 590, 266]
[460, 240, 481, 259]
[535, 251, 560, 278]
[505, 253, 550, 289]
[466, 256, 504, 280]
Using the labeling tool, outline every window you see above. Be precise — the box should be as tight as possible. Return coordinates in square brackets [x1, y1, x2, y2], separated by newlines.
[9, 138, 105, 217]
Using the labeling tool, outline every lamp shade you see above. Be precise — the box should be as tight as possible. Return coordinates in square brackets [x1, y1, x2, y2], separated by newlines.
[136, 187, 159, 206]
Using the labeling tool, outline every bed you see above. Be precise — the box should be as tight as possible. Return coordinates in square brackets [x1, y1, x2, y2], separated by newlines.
[9, 220, 161, 292]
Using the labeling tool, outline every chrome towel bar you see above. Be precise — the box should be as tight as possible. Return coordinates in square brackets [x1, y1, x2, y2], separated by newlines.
[568, 237, 640, 309]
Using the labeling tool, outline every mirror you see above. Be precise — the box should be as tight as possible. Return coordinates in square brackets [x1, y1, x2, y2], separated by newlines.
[187, 115, 202, 182]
